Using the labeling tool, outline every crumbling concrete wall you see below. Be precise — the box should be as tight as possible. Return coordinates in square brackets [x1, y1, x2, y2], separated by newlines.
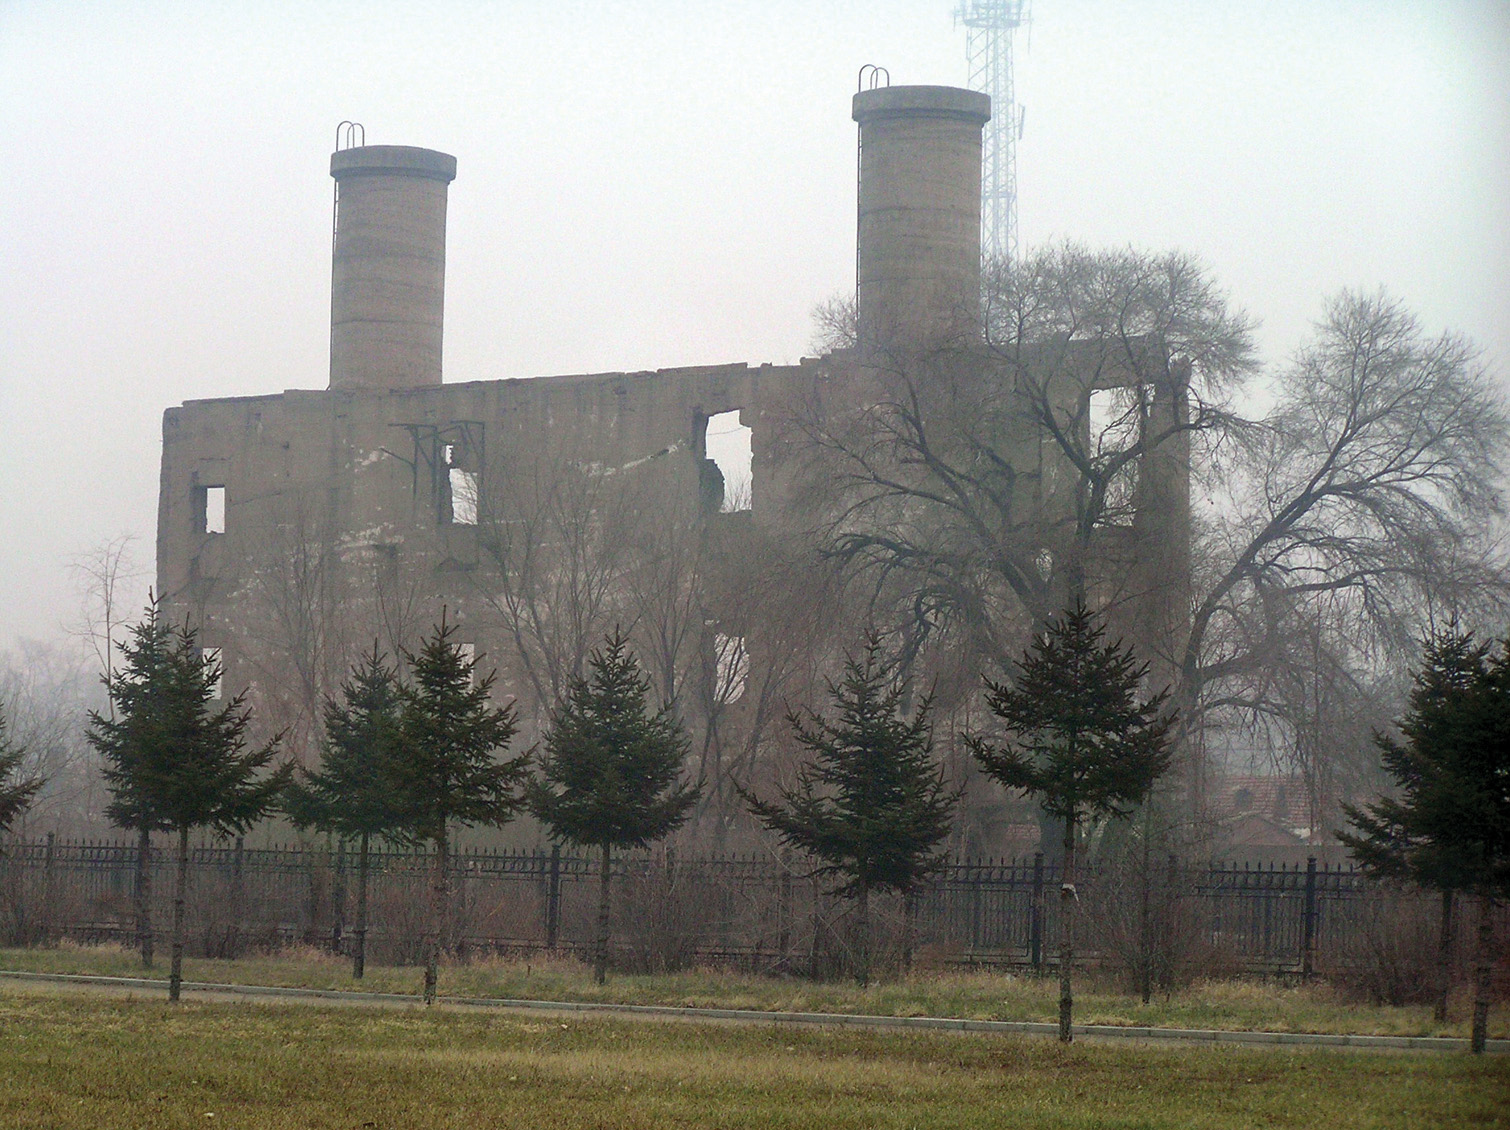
[156, 360, 817, 750]
[154, 87, 1194, 850]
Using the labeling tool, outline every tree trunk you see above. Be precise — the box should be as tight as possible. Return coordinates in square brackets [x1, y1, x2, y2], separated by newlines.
[353, 831, 369, 981]
[1435, 888, 1454, 1026]
[423, 826, 448, 1006]
[856, 881, 871, 988]
[168, 826, 189, 1003]
[134, 824, 153, 969]
[1059, 812, 1076, 1044]
[1139, 818, 1153, 1006]
[595, 844, 612, 985]
[901, 889, 916, 977]
[1471, 893, 1495, 1055]
[331, 838, 347, 954]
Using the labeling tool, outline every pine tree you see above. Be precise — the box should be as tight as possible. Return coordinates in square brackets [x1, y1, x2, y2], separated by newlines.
[1340, 628, 1510, 1054]
[528, 628, 698, 984]
[394, 616, 528, 1004]
[90, 602, 290, 1000]
[86, 599, 179, 968]
[968, 600, 1174, 1042]
[0, 704, 42, 832]
[742, 635, 958, 986]
[284, 644, 406, 978]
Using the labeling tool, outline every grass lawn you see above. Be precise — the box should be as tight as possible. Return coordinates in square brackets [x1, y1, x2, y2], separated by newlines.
[1, 942, 1503, 1040]
[1, 988, 1505, 1129]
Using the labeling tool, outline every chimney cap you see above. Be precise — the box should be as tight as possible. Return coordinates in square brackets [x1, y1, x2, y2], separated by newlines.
[331, 145, 457, 183]
[853, 85, 991, 126]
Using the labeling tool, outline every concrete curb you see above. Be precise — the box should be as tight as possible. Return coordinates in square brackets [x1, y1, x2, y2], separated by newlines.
[3, 969, 1504, 1054]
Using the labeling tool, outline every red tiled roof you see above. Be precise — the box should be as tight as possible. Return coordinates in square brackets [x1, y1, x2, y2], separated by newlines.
[1209, 775, 1303, 823]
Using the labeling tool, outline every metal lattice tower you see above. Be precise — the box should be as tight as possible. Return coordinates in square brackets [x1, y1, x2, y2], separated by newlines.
[957, 1, 1028, 268]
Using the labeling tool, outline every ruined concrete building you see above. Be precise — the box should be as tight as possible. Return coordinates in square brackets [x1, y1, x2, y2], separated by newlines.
[157, 84, 1192, 846]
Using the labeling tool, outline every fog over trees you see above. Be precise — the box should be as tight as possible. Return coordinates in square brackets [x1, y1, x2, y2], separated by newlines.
[2, 253, 1505, 864]
[0, 2, 1501, 877]
[793, 252, 1509, 846]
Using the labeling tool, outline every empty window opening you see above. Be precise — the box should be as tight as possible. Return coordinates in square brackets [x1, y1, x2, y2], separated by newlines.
[1087, 389, 1140, 524]
[200, 485, 226, 534]
[449, 468, 479, 525]
[444, 444, 479, 526]
[200, 647, 223, 700]
[713, 632, 748, 704]
[704, 411, 753, 513]
[1088, 388, 1140, 455]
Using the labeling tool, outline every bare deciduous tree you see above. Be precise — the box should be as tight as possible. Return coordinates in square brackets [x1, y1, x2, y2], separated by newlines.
[0, 641, 101, 835]
[241, 491, 353, 766]
[795, 244, 1256, 679]
[810, 291, 858, 355]
[472, 433, 642, 724]
[794, 252, 1508, 834]
[66, 534, 145, 719]
[1186, 290, 1510, 820]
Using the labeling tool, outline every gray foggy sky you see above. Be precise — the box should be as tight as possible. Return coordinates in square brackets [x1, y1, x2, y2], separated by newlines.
[2, 0, 1507, 649]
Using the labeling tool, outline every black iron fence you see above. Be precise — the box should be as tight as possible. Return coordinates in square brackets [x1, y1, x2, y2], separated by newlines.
[0, 834, 1394, 982]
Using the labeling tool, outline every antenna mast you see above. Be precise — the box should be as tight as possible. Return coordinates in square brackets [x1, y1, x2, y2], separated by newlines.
[957, 1, 1028, 268]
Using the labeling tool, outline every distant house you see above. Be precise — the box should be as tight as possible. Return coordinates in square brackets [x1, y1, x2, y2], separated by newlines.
[1213, 775, 1309, 836]
[1207, 775, 1349, 863]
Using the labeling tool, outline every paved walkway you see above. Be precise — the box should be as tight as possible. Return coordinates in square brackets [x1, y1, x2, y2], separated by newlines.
[2, 969, 1503, 1054]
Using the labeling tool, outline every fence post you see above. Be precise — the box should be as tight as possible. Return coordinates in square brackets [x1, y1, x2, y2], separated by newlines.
[1164, 853, 1179, 993]
[1302, 855, 1318, 978]
[230, 836, 245, 959]
[966, 861, 981, 954]
[332, 839, 347, 954]
[1138, 834, 1153, 1005]
[777, 851, 792, 964]
[42, 832, 57, 944]
[546, 843, 561, 951]
[1030, 851, 1044, 971]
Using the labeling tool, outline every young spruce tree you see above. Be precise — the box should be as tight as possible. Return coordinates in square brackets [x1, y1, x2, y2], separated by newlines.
[528, 629, 699, 984]
[742, 635, 958, 986]
[284, 644, 406, 979]
[968, 600, 1173, 1042]
[394, 617, 529, 1005]
[91, 601, 290, 1000]
[86, 599, 184, 969]
[0, 703, 43, 832]
[1340, 627, 1510, 1054]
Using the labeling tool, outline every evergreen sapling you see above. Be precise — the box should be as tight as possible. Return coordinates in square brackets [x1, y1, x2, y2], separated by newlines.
[0, 704, 42, 833]
[91, 602, 290, 1000]
[1340, 628, 1510, 1053]
[86, 600, 185, 969]
[968, 600, 1173, 1041]
[529, 629, 699, 984]
[394, 617, 529, 1004]
[284, 644, 406, 978]
[742, 635, 958, 986]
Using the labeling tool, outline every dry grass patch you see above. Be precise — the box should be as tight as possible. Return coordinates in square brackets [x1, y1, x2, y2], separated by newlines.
[0, 989, 1505, 1130]
[2, 943, 1502, 1039]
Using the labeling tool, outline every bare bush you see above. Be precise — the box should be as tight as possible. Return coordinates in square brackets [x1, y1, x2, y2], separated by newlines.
[613, 858, 705, 974]
[1085, 853, 1240, 995]
[1322, 889, 1448, 1007]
